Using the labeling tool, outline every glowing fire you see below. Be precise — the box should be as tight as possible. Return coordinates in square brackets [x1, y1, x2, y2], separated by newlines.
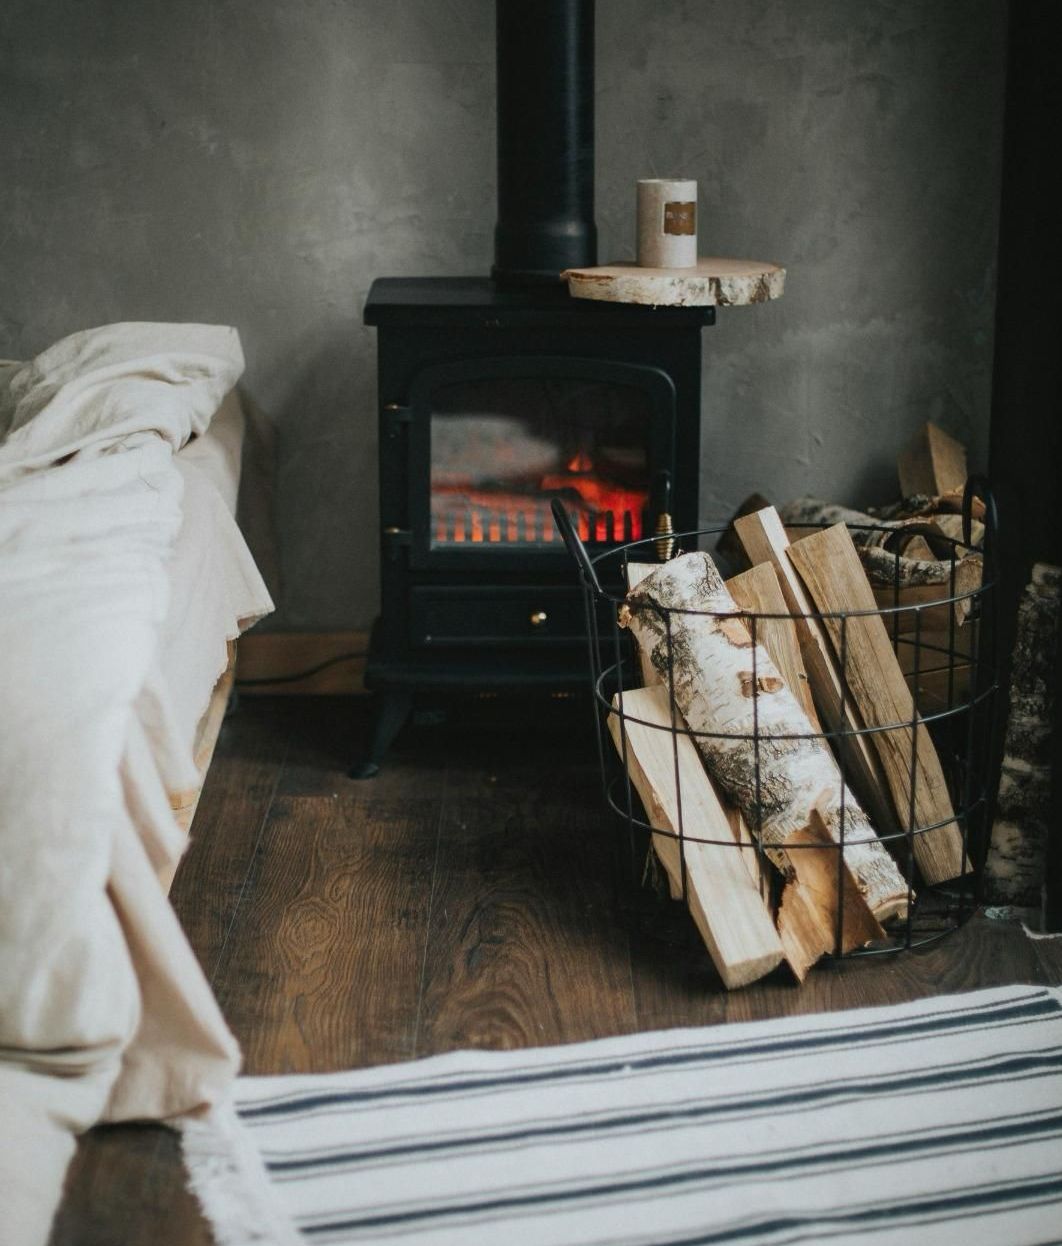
[432, 450, 646, 546]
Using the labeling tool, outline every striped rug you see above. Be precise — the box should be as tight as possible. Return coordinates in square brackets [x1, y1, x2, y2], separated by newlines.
[185, 986, 1062, 1246]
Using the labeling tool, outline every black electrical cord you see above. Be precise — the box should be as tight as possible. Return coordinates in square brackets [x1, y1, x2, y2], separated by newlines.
[235, 651, 367, 688]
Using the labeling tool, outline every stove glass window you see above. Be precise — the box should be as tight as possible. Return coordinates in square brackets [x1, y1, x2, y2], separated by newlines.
[429, 377, 651, 549]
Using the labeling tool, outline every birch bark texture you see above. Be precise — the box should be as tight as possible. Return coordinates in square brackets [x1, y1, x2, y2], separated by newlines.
[622, 552, 910, 921]
[984, 563, 1061, 905]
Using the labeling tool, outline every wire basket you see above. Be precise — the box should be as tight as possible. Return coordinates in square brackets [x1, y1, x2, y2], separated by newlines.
[551, 479, 999, 961]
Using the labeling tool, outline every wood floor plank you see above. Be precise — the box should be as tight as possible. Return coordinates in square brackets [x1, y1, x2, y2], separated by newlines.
[210, 791, 442, 1073]
[1032, 931, 1062, 983]
[50, 1125, 210, 1246]
[169, 698, 291, 978]
[416, 786, 637, 1055]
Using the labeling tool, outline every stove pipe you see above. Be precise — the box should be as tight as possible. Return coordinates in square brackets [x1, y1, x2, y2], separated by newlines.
[492, 0, 597, 283]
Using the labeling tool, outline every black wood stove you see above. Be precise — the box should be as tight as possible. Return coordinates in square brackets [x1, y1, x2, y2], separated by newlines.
[354, 0, 713, 775]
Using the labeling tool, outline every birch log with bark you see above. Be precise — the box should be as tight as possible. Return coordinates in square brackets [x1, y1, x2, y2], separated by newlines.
[627, 560, 760, 900]
[779, 499, 982, 634]
[622, 551, 910, 921]
[897, 422, 968, 499]
[780, 497, 930, 551]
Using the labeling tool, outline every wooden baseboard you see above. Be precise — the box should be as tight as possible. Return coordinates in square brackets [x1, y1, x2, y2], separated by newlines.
[235, 630, 369, 695]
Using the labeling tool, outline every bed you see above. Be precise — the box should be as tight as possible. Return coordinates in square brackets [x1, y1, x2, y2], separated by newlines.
[0, 323, 274, 1245]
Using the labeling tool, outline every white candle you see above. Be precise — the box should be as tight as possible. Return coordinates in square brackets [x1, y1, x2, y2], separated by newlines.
[637, 178, 697, 269]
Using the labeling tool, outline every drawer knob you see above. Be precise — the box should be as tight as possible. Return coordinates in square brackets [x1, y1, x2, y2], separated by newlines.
[529, 610, 549, 627]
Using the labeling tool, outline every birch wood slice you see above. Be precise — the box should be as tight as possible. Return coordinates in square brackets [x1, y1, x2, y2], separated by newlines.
[563, 258, 786, 307]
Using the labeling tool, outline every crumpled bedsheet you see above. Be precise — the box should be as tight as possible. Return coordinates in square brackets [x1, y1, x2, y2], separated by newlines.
[0, 323, 273, 1245]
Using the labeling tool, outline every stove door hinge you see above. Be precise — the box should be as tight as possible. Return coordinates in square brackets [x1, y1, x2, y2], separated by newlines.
[382, 525, 412, 556]
[381, 402, 412, 438]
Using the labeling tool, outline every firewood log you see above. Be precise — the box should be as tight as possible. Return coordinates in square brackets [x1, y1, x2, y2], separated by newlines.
[862, 544, 982, 633]
[859, 544, 982, 593]
[726, 562, 820, 729]
[715, 492, 772, 574]
[780, 496, 931, 552]
[779, 499, 982, 632]
[787, 523, 969, 884]
[897, 422, 968, 499]
[621, 551, 910, 922]
[929, 511, 984, 556]
[777, 808, 887, 980]
[608, 686, 785, 988]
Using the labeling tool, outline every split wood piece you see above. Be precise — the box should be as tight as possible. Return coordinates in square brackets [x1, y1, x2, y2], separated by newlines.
[626, 562, 664, 690]
[607, 685, 785, 989]
[929, 511, 985, 557]
[726, 561, 820, 729]
[732, 506, 903, 849]
[563, 257, 786, 308]
[787, 523, 969, 884]
[716, 492, 772, 575]
[623, 551, 910, 921]
[626, 560, 681, 896]
[902, 535, 936, 562]
[898, 422, 968, 499]
[777, 809, 887, 981]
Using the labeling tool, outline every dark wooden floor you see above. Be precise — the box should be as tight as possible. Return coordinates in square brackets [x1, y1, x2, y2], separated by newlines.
[50, 694, 1062, 1245]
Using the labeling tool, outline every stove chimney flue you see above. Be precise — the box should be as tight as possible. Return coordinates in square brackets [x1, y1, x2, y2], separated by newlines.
[493, 0, 597, 284]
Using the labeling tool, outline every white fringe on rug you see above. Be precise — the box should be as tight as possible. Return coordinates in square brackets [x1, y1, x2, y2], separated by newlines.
[180, 1101, 303, 1246]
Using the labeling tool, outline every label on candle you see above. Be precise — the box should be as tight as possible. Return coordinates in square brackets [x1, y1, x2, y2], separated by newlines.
[663, 201, 696, 236]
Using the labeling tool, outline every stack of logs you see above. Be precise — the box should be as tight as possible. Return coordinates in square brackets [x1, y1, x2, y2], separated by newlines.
[609, 421, 984, 988]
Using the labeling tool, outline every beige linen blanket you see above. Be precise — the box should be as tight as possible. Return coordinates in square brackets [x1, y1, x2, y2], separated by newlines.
[0, 324, 272, 1245]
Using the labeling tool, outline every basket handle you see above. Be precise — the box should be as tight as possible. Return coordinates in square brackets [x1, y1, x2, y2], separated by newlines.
[550, 496, 603, 594]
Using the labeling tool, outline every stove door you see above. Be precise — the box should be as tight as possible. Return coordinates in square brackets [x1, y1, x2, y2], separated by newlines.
[406, 356, 675, 571]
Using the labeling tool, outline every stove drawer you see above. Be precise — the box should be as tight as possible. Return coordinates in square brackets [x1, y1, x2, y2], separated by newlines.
[410, 586, 585, 647]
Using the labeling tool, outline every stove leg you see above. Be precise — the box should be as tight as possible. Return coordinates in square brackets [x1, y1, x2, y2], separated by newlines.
[349, 688, 414, 779]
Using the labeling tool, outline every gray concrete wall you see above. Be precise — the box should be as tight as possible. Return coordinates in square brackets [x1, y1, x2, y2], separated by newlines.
[1, 0, 1006, 629]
